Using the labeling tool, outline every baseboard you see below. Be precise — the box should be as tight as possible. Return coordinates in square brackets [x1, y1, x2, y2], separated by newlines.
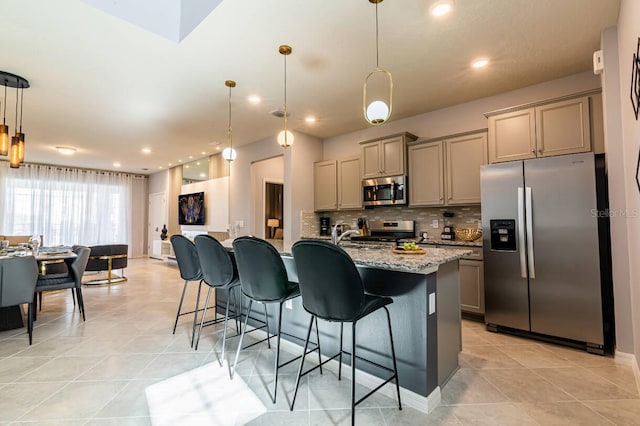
[249, 327, 438, 414]
[615, 350, 640, 395]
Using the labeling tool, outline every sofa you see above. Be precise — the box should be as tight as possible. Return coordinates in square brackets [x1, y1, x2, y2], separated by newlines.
[84, 244, 128, 285]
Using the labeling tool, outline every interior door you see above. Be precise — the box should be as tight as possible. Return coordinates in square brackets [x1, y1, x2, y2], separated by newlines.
[481, 161, 530, 331]
[524, 153, 604, 344]
[148, 192, 167, 256]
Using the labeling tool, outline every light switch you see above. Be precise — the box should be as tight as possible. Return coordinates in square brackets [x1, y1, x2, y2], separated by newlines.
[431, 220, 438, 228]
[236, 220, 244, 228]
[428, 292, 436, 315]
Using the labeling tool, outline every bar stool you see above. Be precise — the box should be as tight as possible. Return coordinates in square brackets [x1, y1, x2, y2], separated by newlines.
[290, 240, 401, 425]
[170, 235, 204, 346]
[231, 236, 322, 403]
[193, 235, 241, 358]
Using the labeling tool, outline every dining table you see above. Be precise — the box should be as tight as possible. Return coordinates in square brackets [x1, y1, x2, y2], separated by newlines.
[0, 247, 76, 331]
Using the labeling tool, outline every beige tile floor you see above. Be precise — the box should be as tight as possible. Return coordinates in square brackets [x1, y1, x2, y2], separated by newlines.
[0, 258, 638, 425]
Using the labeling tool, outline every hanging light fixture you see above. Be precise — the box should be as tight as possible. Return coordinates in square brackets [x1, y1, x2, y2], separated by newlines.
[222, 80, 238, 161]
[0, 85, 9, 156]
[363, 0, 393, 125]
[277, 45, 294, 148]
[0, 71, 29, 167]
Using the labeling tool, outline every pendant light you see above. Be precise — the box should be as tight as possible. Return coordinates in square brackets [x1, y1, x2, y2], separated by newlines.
[0, 85, 8, 156]
[222, 80, 237, 162]
[0, 71, 29, 167]
[277, 45, 294, 148]
[363, 0, 393, 125]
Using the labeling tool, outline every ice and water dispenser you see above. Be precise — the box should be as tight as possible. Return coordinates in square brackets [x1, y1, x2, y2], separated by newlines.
[490, 219, 516, 251]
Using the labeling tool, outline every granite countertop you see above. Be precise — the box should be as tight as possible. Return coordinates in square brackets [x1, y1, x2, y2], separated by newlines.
[266, 239, 470, 274]
[418, 239, 483, 248]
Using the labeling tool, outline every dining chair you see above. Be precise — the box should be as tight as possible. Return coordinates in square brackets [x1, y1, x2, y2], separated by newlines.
[290, 240, 402, 425]
[0, 256, 39, 344]
[193, 235, 242, 358]
[35, 246, 91, 321]
[231, 236, 321, 403]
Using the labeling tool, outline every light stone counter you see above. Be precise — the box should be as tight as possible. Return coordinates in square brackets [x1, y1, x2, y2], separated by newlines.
[265, 239, 470, 274]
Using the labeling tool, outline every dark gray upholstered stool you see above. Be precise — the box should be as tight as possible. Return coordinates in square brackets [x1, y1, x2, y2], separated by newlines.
[231, 236, 321, 403]
[291, 240, 401, 425]
[0, 256, 39, 344]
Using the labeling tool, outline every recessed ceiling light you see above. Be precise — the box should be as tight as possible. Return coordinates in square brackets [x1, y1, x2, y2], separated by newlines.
[141, 148, 151, 154]
[305, 116, 317, 123]
[178, 160, 182, 163]
[168, 163, 173, 166]
[201, 151, 206, 155]
[200, 173, 206, 178]
[216, 146, 221, 151]
[431, 0, 453, 17]
[158, 166, 163, 169]
[188, 156, 193, 159]
[113, 162, 121, 168]
[196, 162, 200, 166]
[185, 165, 190, 169]
[472, 58, 489, 69]
[56, 146, 76, 155]
[248, 95, 261, 104]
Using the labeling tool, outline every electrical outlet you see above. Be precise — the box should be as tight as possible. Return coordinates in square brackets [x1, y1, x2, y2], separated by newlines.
[428, 293, 436, 315]
[431, 219, 439, 228]
[235, 220, 244, 228]
[285, 299, 293, 310]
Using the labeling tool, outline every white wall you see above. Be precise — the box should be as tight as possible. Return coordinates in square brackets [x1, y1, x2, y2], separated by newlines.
[615, 0, 640, 369]
[148, 169, 169, 195]
[251, 156, 284, 238]
[323, 71, 601, 159]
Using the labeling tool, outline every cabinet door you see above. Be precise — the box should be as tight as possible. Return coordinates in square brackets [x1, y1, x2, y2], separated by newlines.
[380, 136, 405, 176]
[337, 157, 362, 210]
[446, 132, 488, 205]
[460, 259, 484, 314]
[488, 108, 536, 163]
[535, 96, 591, 157]
[361, 142, 382, 178]
[314, 160, 337, 211]
[408, 141, 444, 206]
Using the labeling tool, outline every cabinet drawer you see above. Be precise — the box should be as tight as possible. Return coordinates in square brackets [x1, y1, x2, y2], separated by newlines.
[436, 245, 483, 260]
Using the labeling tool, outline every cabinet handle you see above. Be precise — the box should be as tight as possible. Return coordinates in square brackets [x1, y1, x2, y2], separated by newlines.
[440, 197, 444, 201]
[531, 150, 535, 154]
[538, 149, 543, 154]
[448, 196, 452, 200]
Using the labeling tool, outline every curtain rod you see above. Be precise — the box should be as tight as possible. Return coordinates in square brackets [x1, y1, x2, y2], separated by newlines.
[0, 160, 148, 179]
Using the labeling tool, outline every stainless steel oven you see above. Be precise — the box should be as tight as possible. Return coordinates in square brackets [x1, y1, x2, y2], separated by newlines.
[362, 176, 407, 206]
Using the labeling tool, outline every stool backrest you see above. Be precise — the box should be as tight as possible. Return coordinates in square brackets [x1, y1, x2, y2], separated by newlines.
[194, 235, 236, 288]
[233, 236, 289, 302]
[171, 235, 202, 281]
[0, 256, 38, 307]
[292, 240, 364, 322]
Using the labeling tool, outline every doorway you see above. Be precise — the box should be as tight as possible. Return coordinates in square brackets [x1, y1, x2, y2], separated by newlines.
[263, 181, 284, 239]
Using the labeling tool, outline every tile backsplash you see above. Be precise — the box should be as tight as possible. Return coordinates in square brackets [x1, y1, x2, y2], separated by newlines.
[300, 205, 481, 239]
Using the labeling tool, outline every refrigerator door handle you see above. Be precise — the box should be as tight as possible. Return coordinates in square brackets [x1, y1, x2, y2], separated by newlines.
[517, 187, 527, 278]
[525, 186, 536, 279]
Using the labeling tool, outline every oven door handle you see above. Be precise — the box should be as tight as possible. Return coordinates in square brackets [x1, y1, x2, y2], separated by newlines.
[391, 181, 396, 204]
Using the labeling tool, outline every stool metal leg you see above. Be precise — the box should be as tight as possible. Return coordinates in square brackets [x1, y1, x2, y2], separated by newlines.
[273, 301, 284, 403]
[195, 287, 213, 350]
[290, 315, 314, 411]
[338, 322, 344, 380]
[384, 306, 402, 410]
[315, 317, 322, 374]
[351, 321, 357, 426]
[191, 281, 203, 347]
[219, 286, 234, 364]
[173, 279, 189, 334]
[231, 299, 253, 379]
[264, 303, 271, 349]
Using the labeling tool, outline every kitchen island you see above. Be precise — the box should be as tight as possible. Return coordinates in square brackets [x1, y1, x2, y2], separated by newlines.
[223, 239, 470, 412]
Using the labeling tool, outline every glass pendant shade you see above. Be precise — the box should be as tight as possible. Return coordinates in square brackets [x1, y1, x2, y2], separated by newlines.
[0, 124, 8, 156]
[366, 100, 390, 124]
[277, 130, 294, 148]
[9, 136, 19, 168]
[16, 132, 24, 163]
[222, 147, 237, 161]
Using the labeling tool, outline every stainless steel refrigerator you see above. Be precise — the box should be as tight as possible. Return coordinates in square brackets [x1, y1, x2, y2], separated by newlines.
[480, 152, 613, 354]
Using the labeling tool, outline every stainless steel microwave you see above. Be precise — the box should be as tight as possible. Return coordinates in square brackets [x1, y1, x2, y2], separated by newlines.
[362, 176, 407, 206]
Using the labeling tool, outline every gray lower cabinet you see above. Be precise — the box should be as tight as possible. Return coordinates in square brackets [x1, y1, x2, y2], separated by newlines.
[459, 259, 484, 314]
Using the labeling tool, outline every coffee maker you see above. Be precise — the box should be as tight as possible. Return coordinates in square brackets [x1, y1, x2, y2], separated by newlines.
[319, 217, 331, 236]
[440, 211, 455, 240]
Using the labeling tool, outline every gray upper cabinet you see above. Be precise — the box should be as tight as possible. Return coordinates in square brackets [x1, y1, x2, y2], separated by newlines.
[314, 160, 337, 211]
[487, 94, 593, 164]
[337, 156, 362, 210]
[360, 132, 417, 178]
[314, 157, 361, 212]
[409, 130, 487, 207]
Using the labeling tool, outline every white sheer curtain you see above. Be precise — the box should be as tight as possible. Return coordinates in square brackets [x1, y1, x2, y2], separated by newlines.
[0, 162, 133, 247]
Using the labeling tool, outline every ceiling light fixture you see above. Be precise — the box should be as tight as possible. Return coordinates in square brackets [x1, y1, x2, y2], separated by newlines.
[248, 95, 261, 104]
[305, 116, 317, 123]
[363, 0, 392, 125]
[277, 45, 294, 148]
[0, 72, 29, 168]
[56, 146, 76, 155]
[222, 80, 238, 161]
[472, 58, 489, 69]
[142, 148, 151, 154]
[431, 0, 453, 17]
[113, 162, 121, 168]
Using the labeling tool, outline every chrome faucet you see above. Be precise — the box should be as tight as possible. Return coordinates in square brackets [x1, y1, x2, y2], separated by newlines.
[331, 222, 360, 245]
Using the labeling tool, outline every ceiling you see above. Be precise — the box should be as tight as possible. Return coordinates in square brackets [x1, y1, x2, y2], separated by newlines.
[0, 0, 620, 174]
